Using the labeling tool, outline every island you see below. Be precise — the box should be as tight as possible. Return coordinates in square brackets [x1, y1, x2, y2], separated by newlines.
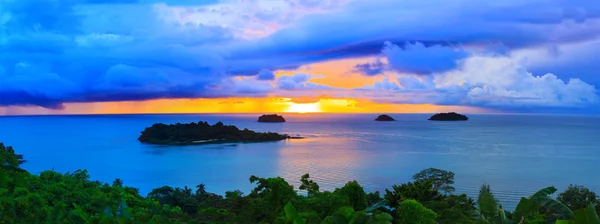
[138, 121, 293, 145]
[428, 112, 469, 121]
[375, 114, 395, 121]
[258, 114, 286, 122]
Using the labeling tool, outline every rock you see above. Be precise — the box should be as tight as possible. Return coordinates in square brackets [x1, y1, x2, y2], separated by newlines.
[375, 114, 395, 121]
[258, 114, 286, 122]
[428, 112, 468, 121]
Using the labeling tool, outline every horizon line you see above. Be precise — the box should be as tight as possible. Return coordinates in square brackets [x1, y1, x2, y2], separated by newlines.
[1, 111, 596, 117]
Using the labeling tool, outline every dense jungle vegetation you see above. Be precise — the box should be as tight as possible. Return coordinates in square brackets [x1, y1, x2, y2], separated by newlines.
[1, 142, 599, 223]
[138, 121, 288, 145]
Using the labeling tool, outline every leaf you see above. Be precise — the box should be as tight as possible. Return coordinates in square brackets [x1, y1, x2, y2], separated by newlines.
[514, 198, 534, 219]
[284, 202, 306, 224]
[572, 204, 600, 224]
[373, 213, 393, 224]
[517, 186, 573, 220]
[119, 199, 132, 218]
[321, 215, 348, 224]
[331, 214, 349, 224]
[496, 207, 508, 224]
[336, 206, 355, 221]
[538, 197, 574, 220]
[556, 220, 571, 224]
[528, 186, 558, 201]
[116, 217, 129, 224]
[322, 216, 333, 224]
[71, 203, 90, 222]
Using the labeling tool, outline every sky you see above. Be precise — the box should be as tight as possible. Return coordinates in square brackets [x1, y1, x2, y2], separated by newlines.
[1, 0, 599, 115]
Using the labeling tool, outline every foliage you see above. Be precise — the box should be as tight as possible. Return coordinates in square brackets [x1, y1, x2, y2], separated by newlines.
[412, 168, 456, 194]
[396, 199, 438, 224]
[572, 204, 600, 224]
[284, 202, 306, 224]
[138, 121, 287, 145]
[558, 185, 600, 214]
[334, 180, 368, 211]
[0, 148, 187, 223]
[513, 186, 573, 223]
[299, 173, 320, 197]
[428, 112, 469, 121]
[477, 184, 499, 220]
[366, 191, 383, 206]
[3, 142, 600, 224]
[384, 180, 442, 208]
[258, 114, 286, 122]
[434, 194, 477, 224]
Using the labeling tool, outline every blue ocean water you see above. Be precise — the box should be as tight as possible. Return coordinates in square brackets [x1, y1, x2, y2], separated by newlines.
[1, 113, 599, 210]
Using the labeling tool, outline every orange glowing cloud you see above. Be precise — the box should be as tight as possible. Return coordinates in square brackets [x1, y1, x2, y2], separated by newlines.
[274, 57, 392, 89]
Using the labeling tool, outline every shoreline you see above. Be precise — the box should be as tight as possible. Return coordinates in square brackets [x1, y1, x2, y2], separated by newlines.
[141, 136, 305, 146]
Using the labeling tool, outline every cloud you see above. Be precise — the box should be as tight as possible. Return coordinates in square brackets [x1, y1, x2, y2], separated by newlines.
[351, 41, 470, 76]
[383, 41, 469, 75]
[359, 78, 400, 91]
[1, 0, 599, 113]
[0, 0, 355, 109]
[513, 39, 600, 87]
[290, 96, 321, 104]
[276, 73, 336, 91]
[354, 53, 599, 110]
[397, 75, 435, 90]
[353, 59, 385, 76]
[436, 55, 598, 107]
[0, 0, 234, 108]
[229, 0, 600, 73]
[256, 69, 275, 80]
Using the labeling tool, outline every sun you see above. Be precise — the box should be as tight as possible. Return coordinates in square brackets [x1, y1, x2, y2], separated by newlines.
[285, 102, 321, 113]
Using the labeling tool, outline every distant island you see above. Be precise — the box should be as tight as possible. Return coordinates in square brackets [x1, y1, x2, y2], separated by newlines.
[138, 121, 292, 145]
[258, 114, 286, 122]
[375, 114, 395, 121]
[428, 112, 469, 121]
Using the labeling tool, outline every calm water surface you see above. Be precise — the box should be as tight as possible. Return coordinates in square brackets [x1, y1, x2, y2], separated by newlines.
[1, 113, 599, 210]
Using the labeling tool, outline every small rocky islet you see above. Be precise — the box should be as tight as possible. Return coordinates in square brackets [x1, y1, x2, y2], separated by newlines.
[257, 114, 286, 122]
[138, 121, 295, 145]
[375, 114, 395, 121]
[428, 112, 468, 121]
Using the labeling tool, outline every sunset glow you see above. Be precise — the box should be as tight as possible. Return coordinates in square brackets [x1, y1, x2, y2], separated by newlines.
[1, 0, 599, 115]
[285, 102, 321, 113]
[0, 97, 496, 115]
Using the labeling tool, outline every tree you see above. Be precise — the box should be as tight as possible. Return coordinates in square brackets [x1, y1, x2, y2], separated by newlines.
[249, 175, 295, 210]
[112, 178, 124, 187]
[366, 191, 383, 205]
[225, 190, 244, 199]
[335, 180, 368, 211]
[557, 184, 600, 213]
[196, 183, 207, 196]
[434, 194, 477, 224]
[477, 184, 498, 220]
[396, 199, 437, 224]
[384, 180, 442, 208]
[0, 143, 26, 169]
[412, 168, 456, 194]
[299, 173, 320, 197]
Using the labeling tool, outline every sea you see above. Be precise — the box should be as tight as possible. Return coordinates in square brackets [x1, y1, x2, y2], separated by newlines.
[1, 113, 599, 210]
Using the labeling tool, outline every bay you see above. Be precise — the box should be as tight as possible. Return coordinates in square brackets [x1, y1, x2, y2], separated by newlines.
[1, 113, 598, 210]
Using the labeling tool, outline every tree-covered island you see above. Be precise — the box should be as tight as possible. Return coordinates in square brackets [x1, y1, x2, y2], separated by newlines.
[138, 121, 293, 145]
